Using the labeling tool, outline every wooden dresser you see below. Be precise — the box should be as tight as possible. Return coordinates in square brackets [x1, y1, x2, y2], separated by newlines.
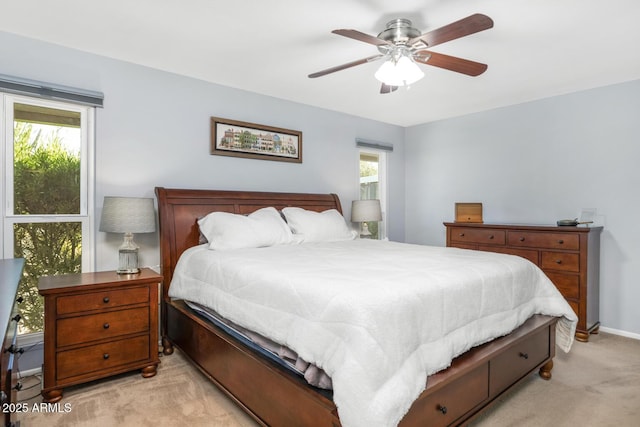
[1, 258, 25, 427]
[444, 222, 602, 342]
[38, 268, 161, 403]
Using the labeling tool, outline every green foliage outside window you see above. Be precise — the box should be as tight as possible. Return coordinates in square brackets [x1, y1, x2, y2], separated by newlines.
[13, 122, 82, 333]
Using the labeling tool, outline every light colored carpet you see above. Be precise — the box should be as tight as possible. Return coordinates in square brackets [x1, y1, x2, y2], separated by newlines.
[17, 331, 640, 426]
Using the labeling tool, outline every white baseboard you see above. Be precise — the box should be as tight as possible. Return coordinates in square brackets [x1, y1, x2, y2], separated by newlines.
[599, 326, 640, 340]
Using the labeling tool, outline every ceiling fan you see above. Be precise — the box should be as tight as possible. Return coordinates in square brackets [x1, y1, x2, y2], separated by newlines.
[308, 13, 494, 94]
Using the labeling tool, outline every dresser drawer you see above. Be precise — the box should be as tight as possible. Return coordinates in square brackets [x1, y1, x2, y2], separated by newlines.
[567, 300, 579, 319]
[57, 307, 149, 347]
[541, 251, 580, 272]
[545, 272, 580, 299]
[404, 363, 488, 427]
[507, 231, 579, 250]
[449, 227, 505, 246]
[490, 326, 550, 396]
[56, 334, 150, 381]
[56, 286, 150, 315]
[478, 245, 539, 265]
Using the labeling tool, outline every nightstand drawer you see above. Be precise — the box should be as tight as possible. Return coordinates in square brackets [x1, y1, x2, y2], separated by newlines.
[57, 307, 150, 347]
[490, 325, 550, 396]
[541, 251, 580, 272]
[57, 286, 150, 315]
[449, 227, 505, 245]
[56, 334, 150, 381]
[507, 231, 579, 250]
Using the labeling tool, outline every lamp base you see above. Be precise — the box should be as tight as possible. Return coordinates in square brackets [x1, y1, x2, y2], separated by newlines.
[117, 233, 140, 274]
[117, 248, 140, 274]
[359, 222, 373, 239]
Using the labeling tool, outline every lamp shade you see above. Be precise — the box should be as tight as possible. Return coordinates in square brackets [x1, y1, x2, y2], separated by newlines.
[99, 197, 156, 233]
[351, 199, 382, 222]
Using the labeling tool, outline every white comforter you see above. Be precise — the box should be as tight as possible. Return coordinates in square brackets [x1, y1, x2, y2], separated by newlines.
[169, 239, 577, 427]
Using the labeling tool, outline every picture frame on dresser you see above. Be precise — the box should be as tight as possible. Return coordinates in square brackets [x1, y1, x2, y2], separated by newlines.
[444, 222, 602, 342]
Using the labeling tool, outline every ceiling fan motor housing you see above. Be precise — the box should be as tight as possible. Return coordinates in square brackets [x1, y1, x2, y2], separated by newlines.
[377, 19, 421, 51]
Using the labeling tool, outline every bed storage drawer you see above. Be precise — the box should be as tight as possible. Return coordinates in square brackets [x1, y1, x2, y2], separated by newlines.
[401, 363, 488, 427]
[448, 227, 505, 246]
[489, 325, 550, 396]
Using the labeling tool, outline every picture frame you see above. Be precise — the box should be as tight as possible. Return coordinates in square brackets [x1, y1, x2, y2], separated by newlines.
[211, 117, 302, 163]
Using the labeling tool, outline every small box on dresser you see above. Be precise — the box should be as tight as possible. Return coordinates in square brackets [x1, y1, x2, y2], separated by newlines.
[38, 268, 161, 403]
[444, 222, 602, 342]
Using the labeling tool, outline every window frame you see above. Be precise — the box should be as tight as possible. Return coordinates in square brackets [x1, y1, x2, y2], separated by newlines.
[1, 93, 96, 336]
[358, 147, 388, 240]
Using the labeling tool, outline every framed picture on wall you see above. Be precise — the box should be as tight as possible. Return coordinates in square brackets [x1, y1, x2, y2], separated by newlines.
[211, 117, 302, 163]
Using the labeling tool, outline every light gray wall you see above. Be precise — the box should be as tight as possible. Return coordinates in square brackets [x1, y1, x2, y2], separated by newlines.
[405, 79, 640, 337]
[0, 31, 406, 272]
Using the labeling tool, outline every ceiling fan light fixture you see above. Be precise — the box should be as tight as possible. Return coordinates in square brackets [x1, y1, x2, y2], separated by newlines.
[374, 55, 424, 87]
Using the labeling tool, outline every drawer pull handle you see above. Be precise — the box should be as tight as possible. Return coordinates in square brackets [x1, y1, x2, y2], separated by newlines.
[5, 345, 24, 355]
[519, 237, 525, 242]
[555, 259, 562, 264]
[103, 297, 110, 303]
[489, 235, 494, 239]
[519, 352, 529, 360]
[437, 404, 448, 415]
[103, 353, 110, 360]
[103, 323, 110, 329]
[558, 239, 564, 244]
[459, 233, 465, 237]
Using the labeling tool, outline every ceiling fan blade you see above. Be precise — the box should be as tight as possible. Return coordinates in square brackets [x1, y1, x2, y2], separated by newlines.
[380, 83, 398, 94]
[308, 54, 383, 78]
[332, 29, 392, 47]
[409, 13, 493, 48]
[414, 51, 488, 76]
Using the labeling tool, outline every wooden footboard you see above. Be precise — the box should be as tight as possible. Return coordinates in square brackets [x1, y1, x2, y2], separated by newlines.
[165, 300, 340, 427]
[163, 299, 557, 427]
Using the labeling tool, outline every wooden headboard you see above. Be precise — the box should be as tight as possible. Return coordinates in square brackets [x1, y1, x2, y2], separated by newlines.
[154, 187, 342, 300]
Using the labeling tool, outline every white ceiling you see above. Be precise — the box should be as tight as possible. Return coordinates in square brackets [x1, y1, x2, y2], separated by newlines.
[2, 0, 640, 127]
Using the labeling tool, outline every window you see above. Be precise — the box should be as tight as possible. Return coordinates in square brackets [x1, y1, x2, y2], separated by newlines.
[358, 149, 387, 239]
[1, 94, 95, 334]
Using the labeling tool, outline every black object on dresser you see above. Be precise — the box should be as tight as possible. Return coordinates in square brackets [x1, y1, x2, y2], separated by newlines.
[1, 258, 25, 427]
[444, 222, 602, 342]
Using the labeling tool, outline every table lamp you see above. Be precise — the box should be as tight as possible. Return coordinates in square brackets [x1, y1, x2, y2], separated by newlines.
[351, 199, 382, 238]
[99, 196, 156, 274]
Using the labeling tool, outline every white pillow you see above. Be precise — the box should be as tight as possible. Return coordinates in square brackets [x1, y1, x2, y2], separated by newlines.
[281, 207, 356, 242]
[198, 207, 294, 250]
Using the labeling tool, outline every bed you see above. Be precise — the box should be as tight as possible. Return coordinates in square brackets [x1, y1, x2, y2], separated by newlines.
[155, 187, 576, 427]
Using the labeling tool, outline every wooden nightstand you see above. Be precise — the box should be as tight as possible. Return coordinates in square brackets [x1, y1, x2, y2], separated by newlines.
[38, 268, 161, 403]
